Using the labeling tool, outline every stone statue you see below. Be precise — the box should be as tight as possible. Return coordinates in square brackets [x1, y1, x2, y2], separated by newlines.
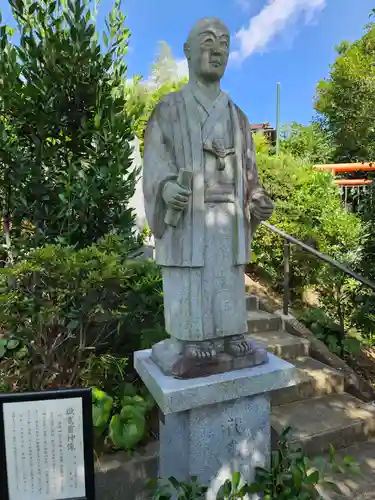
[143, 17, 274, 378]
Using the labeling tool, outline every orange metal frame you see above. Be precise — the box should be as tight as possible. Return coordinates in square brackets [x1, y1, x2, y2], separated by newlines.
[314, 163, 374, 187]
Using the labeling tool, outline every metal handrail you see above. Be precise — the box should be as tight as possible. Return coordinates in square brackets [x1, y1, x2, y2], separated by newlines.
[260, 221, 375, 315]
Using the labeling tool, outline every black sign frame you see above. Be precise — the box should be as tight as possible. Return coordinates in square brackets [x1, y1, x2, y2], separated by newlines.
[0, 387, 95, 500]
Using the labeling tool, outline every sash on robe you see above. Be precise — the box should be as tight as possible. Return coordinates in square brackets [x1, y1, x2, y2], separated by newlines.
[180, 84, 246, 266]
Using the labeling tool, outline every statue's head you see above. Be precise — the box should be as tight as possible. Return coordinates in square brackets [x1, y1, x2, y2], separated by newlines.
[184, 18, 230, 83]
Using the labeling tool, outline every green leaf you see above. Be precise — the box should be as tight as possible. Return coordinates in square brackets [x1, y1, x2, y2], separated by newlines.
[292, 464, 303, 489]
[217, 480, 231, 499]
[121, 394, 147, 410]
[237, 484, 249, 497]
[92, 403, 110, 428]
[281, 426, 293, 439]
[166, 476, 181, 491]
[0, 343, 6, 359]
[92, 387, 113, 428]
[231, 471, 240, 489]
[119, 404, 145, 422]
[28, 2, 38, 14]
[142, 392, 155, 411]
[6, 338, 20, 350]
[329, 444, 336, 463]
[305, 470, 319, 485]
[48, 1, 56, 14]
[94, 113, 101, 128]
[254, 467, 270, 480]
[92, 387, 113, 405]
[108, 411, 146, 450]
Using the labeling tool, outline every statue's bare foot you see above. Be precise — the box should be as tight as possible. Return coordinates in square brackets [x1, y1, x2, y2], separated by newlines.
[224, 334, 253, 357]
[185, 342, 216, 362]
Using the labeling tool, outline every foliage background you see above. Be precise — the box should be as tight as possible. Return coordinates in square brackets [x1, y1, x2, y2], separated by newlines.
[1, 0, 375, 455]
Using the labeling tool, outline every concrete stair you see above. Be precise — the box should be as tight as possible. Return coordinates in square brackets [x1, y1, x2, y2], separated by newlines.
[271, 357, 345, 406]
[250, 328, 310, 360]
[247, 310, 282, 334]
[319, 439, 375, 499]
[246, 294, 375, 456]
[272, 394, 375, 456]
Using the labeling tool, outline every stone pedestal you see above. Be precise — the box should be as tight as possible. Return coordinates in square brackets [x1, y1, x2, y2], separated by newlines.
[135, 350, 299, 498]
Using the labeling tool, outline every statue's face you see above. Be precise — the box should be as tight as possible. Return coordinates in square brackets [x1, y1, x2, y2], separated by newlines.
[187, 21, 230, 83]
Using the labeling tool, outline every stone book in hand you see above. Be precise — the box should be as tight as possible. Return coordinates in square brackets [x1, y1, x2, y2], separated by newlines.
[164, 169, 193, 227]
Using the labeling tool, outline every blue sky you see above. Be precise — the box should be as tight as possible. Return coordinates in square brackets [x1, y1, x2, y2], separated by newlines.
[1, 0, 374, 126]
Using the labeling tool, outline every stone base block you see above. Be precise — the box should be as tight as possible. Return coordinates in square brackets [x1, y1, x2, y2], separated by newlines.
[135, 350, 299, 498]
[160, 393, 270, 498]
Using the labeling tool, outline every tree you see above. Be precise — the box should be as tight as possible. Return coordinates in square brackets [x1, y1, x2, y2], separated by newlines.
[314, 9, 375, 342]
[314, 11, 375, 162]
[280, 122, 334, 165]
[0, 0, 137, 253]
[125, 42, 188, 155]
[150, 41, 187, 87]
[252, 147, 365, 349]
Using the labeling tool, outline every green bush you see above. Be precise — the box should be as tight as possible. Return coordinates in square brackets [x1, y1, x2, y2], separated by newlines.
[0, 0, 138, 253]
[252, 151, 363, 299]
[0, 235, 165, 391]
[92, 383, 155, 452]
[298, 307, 361, 357]
[280, 122, 334, 165]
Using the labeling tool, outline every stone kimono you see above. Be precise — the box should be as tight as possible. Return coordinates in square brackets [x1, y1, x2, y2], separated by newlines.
[143, 83, 262, 342]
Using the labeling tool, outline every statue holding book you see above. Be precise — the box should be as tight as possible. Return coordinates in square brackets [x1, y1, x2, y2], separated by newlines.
[143, 17, 274, 378]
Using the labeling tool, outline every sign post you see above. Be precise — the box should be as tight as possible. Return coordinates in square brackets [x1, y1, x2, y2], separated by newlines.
[0, 388, 95, 500]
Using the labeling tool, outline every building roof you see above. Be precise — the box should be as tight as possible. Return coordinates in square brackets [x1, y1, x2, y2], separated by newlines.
[250, 122, 273, 131]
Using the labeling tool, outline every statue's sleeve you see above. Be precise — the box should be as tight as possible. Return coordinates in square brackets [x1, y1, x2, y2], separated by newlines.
[244, 123, 261, 198]
[143, 101, 178, 239]
[243, 116, 264, 235]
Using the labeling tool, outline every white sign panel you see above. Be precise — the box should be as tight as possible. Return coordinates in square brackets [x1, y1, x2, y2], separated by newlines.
[3, 397, 86, 500]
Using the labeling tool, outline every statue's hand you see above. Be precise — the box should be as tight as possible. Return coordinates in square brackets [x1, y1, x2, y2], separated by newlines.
[162, 181, 191, 211]
[249, 190, 274, 221]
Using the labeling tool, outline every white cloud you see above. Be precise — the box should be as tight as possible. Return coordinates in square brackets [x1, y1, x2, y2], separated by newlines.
[235, 0, 252, 12]
[230, 0, 326, 63]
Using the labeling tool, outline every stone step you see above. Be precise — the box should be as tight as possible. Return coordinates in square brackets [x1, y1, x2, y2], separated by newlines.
[246, 294, 259, 311]
[249, 330, 310, 360]
[271, 393, 375, 456]
[272, 357, 345, 406]
[247, 310, 283, 334]
[318, 439, 375, 499]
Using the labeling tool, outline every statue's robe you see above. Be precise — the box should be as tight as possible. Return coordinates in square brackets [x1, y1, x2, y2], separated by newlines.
[143, 84, 261, 342]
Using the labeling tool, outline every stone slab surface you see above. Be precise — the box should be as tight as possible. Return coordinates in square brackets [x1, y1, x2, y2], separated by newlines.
[160, 392, 271, 498]
[282, 314, 375, 402]
[272, 393, 375, 456]
[318, 438, 375, 499]
[246, 294, 259, 310]
[95, 441, 158, 500]
[247, 310, 282, 333]
[248, 330, 310, 360]
[272, 357, 345, 406]
[135, 349, 299, 415]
